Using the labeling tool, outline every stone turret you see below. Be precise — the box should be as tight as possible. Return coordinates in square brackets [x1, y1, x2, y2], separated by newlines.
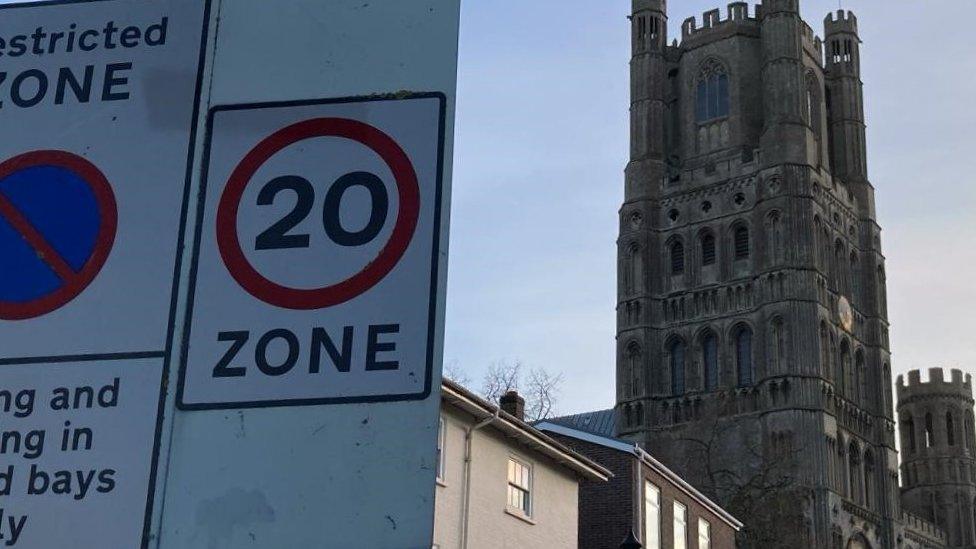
[758, 0, 808, 167]
[897, 368, 976, 548]
[824, 9, 875, 218]
[627, 0, 668, 201]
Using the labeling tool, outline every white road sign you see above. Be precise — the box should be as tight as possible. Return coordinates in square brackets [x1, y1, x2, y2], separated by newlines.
[179, 95, 446, 409]
[0, 0, 208, 360]
[0, 0, 209, 547]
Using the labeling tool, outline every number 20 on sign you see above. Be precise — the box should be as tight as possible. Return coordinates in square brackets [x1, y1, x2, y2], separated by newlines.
[179, 94, 447, 409]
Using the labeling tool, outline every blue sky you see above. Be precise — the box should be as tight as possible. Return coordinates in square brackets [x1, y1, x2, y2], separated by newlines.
[2, 0, 972, 415]
[447, 0, 976, 414]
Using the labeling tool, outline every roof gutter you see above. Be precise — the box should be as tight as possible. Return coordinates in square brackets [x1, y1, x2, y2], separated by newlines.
[442, 384, 610, 481]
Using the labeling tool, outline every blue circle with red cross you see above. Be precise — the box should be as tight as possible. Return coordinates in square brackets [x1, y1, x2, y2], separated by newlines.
[0, 151, 117, 320]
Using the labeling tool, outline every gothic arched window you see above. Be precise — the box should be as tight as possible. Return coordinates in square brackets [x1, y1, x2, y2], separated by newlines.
[839, 341, 852, 398]
[766, 211, 784, 265]
[925, 413, 935, 448]
[628, 342, 643, 398]
[696, 59, 730, 123]
[848, 442, 862, 504]
[805, 76, 820, 129]
[805, 73, 823, 155]
[966, 410, 975, 451]
[864, 450, 875, 509]
[947, 412, 956, 447]
[819, 323, 831, 380]
[735, 325, 754, 387]
[670, 241, 685, 274]
[701, 232, 716, 266]
[734, 225, 750, 260]
[702, 332, 719, 391]
[625, 243, 642, 294]
[854, 350, 865, 403]
[770, 317, 787, 372]
[670, 339, 687, 396]
[903, 415, 917, 452]
[834, 239, 846, 292]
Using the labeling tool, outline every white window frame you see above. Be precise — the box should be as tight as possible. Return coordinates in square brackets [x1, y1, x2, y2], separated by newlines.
[436, 416, 446, 482]
[673, 501, 688, 549]
[698, 517, 711, 549]
[506, 456, 533, 517]
[644, 481, 661, 549]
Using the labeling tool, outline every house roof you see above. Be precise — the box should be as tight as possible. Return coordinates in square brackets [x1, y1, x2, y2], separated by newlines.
[545, 408, 617, 438]
[440, 379, 611, 482]
[535, 419, 743, 531]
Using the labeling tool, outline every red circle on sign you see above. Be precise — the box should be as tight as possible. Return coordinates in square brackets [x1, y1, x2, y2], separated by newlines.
[216, 118, 421, 310]
[0, 151, 117, 320]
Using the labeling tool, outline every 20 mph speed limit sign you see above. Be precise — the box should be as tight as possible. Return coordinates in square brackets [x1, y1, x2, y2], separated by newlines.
[178, 94, 446, 409]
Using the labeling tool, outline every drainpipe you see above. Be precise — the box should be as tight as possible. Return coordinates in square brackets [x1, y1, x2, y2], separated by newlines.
[460, 409, 499, 549]
[635, 444, 643, 544]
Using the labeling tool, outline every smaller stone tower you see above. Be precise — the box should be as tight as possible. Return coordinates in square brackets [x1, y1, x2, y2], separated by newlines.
[897, 368, 976, 548]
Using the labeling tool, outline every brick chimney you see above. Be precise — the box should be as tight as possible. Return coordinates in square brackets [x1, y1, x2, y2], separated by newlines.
[499, 390, 525, 421]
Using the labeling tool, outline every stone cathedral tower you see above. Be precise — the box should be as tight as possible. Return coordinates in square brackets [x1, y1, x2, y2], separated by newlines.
[614, 1, 916, 547]
[897, 369, 976, 548]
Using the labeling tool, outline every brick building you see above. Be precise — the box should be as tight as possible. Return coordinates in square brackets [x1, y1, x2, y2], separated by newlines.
[537, 411, 741, 548]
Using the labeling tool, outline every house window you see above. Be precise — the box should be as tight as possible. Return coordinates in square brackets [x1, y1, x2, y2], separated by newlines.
[645, 482, 661, 549]
[674, 501, 688, 549]
[698, 518, 711, 549]
[734, 226, 750, 259]
[696, 61, 729, 122]
[436, 417, 446, 482]
[507, 458, 532, 516]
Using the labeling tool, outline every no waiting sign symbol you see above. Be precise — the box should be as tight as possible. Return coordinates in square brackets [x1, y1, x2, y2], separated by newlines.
[0, 151, 117, 320]
[216, 117, 421, 310]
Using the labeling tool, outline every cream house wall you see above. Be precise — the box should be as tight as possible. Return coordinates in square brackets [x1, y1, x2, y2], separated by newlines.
[434, 406, 581, 549]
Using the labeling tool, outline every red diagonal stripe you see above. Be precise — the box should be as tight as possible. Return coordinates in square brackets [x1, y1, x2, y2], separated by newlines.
[0, 190, 77, 282]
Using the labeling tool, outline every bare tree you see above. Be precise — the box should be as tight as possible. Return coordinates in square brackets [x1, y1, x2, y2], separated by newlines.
[481, 360, 524, 403]
[524, 367, 564, 422]
[676, 414, 811, 548]
[479, 359, 564, 422]
[443, 359, 472, 387]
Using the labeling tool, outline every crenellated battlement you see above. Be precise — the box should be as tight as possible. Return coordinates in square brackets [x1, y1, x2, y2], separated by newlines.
[681, 2, 758, 41]
[679, 2, 822, 57]
[633, 0, 666, 14]
[756, 0, 798, 17]
[897, 368, 974, 401]
[824, 9, 858, 36]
